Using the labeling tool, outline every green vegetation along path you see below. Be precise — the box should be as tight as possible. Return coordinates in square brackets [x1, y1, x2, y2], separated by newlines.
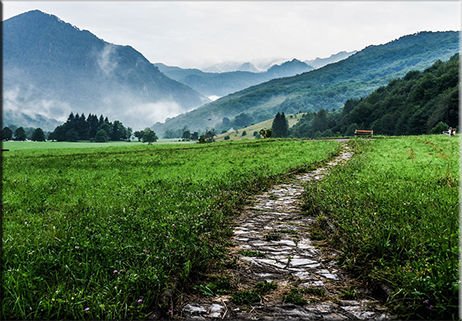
[179, 143, 390, 320]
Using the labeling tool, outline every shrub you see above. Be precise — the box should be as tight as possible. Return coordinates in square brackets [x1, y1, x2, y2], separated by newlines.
[430, 121, 448, 134]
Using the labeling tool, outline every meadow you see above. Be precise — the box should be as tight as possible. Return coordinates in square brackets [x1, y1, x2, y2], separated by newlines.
[304, 135, 459, 320]
[1, 139, 190, 151]
[2, 139, 341, 319]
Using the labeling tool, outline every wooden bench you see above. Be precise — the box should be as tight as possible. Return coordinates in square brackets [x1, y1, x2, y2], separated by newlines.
[354, 129, 373, 137]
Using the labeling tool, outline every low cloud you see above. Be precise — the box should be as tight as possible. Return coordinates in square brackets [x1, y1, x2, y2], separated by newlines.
[118, 100, 183, 130]
[97, 44, 118, 76]
[208, 95, 221, 101]
[3, 86, 71, 129]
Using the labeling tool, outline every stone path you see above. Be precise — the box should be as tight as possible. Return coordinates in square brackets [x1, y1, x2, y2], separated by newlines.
[179, 145, 390, 320]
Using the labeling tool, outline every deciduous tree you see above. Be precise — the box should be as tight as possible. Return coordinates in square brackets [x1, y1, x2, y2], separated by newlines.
[14, 127, 27, 141]
[65, 129, 80, 142]
[142, 128, 158, 144]
[2, 127, 13, 140]
[259, 128, 272, 138]
[134, 130, 144, 142]
[94, 129, 108, 142]
[31, 128, 46, 141]
[182, 130, 191, 141]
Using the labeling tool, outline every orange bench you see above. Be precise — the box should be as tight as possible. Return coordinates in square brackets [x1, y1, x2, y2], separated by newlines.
[354, 130, 373, 137]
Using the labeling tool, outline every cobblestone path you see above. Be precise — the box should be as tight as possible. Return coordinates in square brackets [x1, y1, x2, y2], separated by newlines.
[180, 145, 390, 320]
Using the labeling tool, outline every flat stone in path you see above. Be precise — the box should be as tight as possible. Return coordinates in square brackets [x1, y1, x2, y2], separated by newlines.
[178, 146, 390, 320]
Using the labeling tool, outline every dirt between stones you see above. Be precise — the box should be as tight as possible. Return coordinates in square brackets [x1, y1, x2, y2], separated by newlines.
[176, 144, 391, 320]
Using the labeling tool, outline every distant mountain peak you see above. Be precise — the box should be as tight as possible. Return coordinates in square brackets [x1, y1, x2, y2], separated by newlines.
[281, 58, 306, 66]
[266, 59, 313, 77]
[237, 62, 260, 73]
[305, 50, 357, 69]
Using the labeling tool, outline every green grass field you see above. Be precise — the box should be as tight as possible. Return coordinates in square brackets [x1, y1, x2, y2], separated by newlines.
[3, 136, 458, 319]
[2, 139, 341, 319]
[304, 135, 459, 320]
[2, 139, 193, 151]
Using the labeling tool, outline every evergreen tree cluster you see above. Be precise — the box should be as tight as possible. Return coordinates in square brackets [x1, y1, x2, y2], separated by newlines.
[48, 113, 132, 142]
[271, 112, 289, 138]
[291, 54, 459, 138]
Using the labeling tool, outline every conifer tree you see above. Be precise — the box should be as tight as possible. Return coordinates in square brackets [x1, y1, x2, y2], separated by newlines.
[272, 112, 289, 138]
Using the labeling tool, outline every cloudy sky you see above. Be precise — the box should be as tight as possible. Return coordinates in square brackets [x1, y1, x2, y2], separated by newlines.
[3, 1, 461, 69]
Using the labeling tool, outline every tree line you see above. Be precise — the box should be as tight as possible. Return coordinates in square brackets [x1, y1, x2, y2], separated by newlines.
[2, 113, 160, 144]
[1, 126, 48, 141]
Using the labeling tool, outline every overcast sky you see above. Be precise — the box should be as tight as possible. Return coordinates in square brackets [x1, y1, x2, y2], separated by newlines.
[3, 1, 461, 69]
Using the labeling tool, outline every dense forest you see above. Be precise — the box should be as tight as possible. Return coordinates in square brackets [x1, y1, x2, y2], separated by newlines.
[290, 53, 459, 138]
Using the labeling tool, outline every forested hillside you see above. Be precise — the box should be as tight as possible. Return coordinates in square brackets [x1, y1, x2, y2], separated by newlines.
[153, 31, 459, 136]
[290, 53, 459, 138]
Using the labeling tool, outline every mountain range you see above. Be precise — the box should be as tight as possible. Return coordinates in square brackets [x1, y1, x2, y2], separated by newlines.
[155, 59, 314, 98]
[152, 31, 460, 135]
[3, 10, 210, 131]
[200, 51, 357, 73]
[155, 52, 357, 99]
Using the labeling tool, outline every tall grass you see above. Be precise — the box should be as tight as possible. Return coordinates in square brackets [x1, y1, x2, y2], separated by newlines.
[2, 139, 340, 319]
[303, 135, 459, 320]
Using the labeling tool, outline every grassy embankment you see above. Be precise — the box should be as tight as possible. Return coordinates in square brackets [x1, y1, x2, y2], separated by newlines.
[304, 135, 459, 320]
[215, 113, 305, 142]
[2, 139, 341, 319]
